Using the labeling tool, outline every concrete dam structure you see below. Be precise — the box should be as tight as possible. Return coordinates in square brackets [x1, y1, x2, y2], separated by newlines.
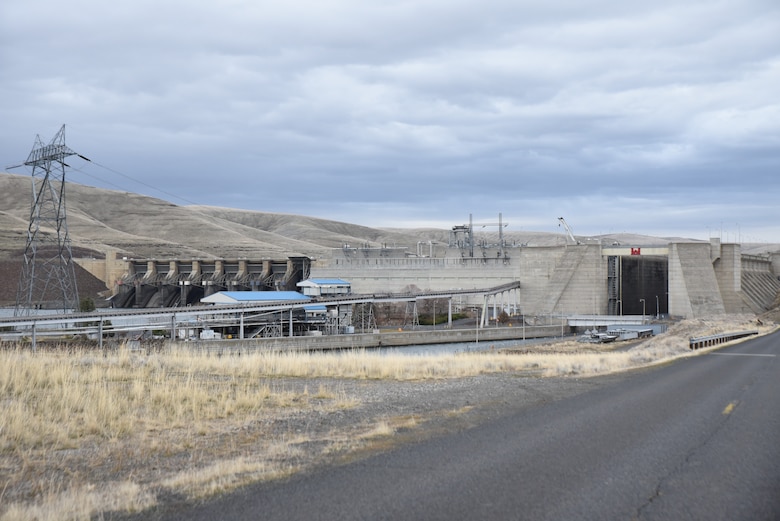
[309, 238, 780, 319]
[99, 256, 311, 308]
[79, 238, 780, 320]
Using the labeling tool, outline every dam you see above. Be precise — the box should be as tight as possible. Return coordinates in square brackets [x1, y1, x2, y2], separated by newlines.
[80, 235, 780, 321]
[101, 257, 311, 308]
[308, 238, 780, 319]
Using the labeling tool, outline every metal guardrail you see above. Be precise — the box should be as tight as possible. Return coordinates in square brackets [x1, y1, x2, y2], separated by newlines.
[689, 330, 759, 350]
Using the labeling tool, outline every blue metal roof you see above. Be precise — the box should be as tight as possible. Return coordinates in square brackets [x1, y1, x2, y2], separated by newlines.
[218, 291, 309, 302]
[306, 278, 350, 285]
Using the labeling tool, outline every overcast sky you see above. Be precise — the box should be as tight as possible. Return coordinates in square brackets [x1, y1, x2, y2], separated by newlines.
[2, 0, 779, 242]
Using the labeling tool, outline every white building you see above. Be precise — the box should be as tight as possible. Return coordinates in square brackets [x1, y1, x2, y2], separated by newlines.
[296, 278, 352, 297]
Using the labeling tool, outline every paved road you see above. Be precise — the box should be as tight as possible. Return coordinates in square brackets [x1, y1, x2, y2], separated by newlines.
[155, 331, 780, 520]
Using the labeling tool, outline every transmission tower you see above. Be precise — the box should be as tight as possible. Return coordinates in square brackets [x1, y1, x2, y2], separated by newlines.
[14, 125, 84, 315]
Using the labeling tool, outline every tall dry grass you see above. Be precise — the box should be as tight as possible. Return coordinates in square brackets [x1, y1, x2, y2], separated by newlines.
[0, 347, 320, 453]
[0, 481, 155, 521]
[0, 332, 741, 454]
[0, 317, 769, 520]
[0, 346, 363, 520]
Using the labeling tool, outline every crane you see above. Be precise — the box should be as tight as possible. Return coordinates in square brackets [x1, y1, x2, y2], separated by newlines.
[557, 217, 581, 245]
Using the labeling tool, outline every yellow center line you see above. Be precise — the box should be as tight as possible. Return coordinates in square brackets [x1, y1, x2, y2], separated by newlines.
[722, 401, 739, 415]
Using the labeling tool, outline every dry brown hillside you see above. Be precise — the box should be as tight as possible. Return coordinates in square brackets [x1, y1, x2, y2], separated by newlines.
[0, 173, 436, 261]
[1, 172, 448, 305]
[2, 171, 779, 308]
[2, 171, 661, 262]
[8, 171, 771, 263]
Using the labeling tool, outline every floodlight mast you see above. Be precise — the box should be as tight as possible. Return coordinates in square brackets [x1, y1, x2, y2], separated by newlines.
[14, 125, 81, 316]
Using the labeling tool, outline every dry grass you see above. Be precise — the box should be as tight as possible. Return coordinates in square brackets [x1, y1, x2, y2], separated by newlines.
[0, 347, 359, 520]
[0, 348, 320, 453]
[0, 481, 155, 521]
[159, 444, 300, 500]
[360, 415, 420, 440]
[0, 314, 772, 520]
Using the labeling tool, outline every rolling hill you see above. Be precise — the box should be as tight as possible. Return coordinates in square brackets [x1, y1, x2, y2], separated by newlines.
[2, 171, 778, 307]
[2, 172, 714, 262]
[0, 172, 441, 261]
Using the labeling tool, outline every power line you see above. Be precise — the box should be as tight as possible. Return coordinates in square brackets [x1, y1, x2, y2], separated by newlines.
[90, 160, 203, 206]
[18, 124, 207, 207]
[67, 155, 204, 207]
[9, 149, 206, 207]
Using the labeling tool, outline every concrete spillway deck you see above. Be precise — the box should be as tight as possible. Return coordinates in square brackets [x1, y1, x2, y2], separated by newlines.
[184, 325, 564, 354]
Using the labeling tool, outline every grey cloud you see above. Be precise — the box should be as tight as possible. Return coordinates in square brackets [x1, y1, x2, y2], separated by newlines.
[1, 0, 778, 241]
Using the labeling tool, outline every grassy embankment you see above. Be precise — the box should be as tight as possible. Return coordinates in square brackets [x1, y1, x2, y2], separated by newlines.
[0, 315, 770, 520]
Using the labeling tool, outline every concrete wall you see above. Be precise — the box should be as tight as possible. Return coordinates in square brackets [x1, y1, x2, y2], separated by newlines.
[554, 245, 607, 315]
[668, 243, 725, 317]
[771, 253, 780, 276]
[320, 244, 644, 317]
[74, 249, 129, 293]
[713, 243, 743, 313]
[313, 244, 609, 316]
[317, 241, 743, 319]
[312, 245, 587, 315]
[317, 244, 666, 317]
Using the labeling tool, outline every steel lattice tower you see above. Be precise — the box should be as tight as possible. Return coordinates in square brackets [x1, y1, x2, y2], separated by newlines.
[15, 125, 81, 315]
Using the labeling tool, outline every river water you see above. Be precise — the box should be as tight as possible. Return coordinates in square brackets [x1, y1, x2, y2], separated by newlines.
[377, 336, 561, 356]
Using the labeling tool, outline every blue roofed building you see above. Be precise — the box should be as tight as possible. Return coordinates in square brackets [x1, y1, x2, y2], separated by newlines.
[296, 278, 351, 297]
[197, 291, 329, 338]
[200, 291, 310, 305]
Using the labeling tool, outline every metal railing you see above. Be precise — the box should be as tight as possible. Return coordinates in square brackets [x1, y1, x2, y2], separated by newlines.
[689, 330, 758, 350]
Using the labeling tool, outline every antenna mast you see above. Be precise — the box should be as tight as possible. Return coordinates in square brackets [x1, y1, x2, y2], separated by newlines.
[15, 125, 81, 315]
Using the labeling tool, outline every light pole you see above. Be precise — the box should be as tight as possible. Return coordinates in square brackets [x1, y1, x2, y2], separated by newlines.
[655, 295, 659, 319]
[640, 298, 646, 324]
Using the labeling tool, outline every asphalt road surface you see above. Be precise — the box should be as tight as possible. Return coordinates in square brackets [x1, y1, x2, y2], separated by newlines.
[153, 331, 780, 520]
